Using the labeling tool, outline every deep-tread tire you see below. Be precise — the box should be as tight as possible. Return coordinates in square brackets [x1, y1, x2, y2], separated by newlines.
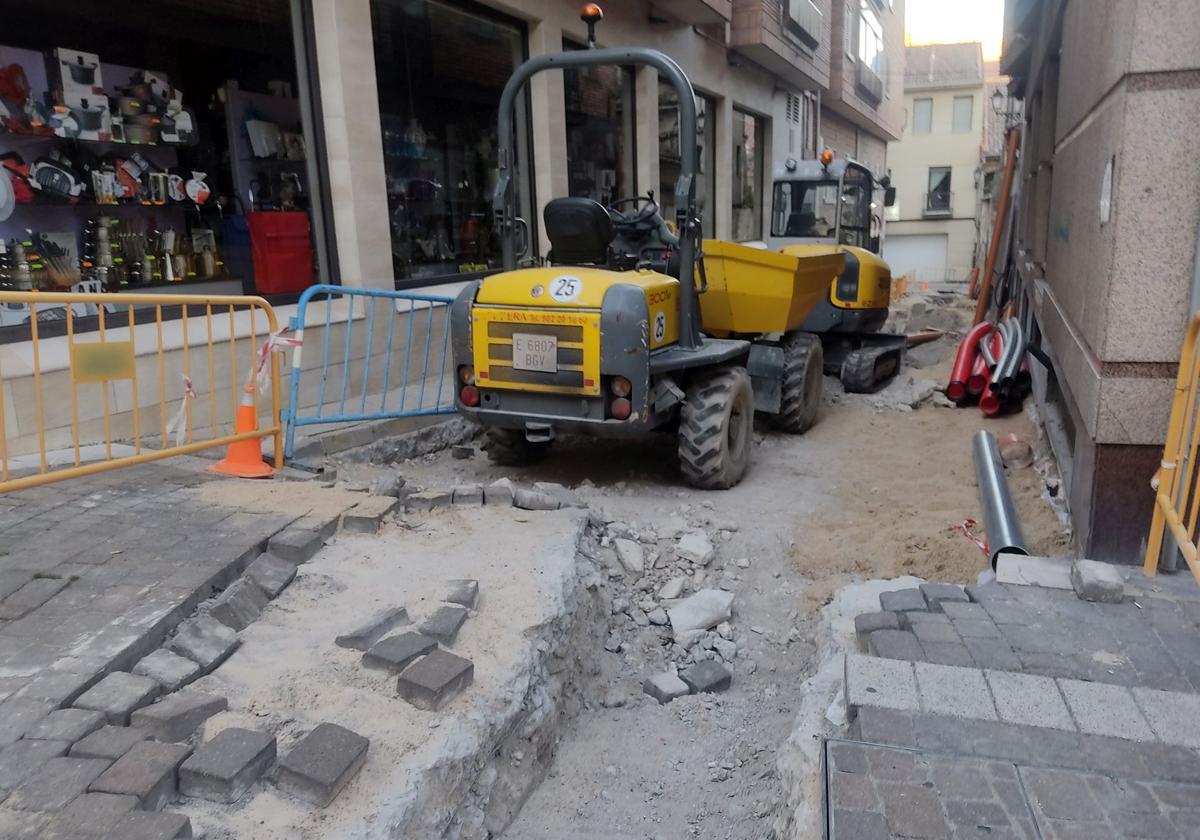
[771, 332, 823, 434]
[482, 427, 551, 466]
[678, 366, 754, 490]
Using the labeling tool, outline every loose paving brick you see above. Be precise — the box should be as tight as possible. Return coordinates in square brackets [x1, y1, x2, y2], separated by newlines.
[919, 582, 969, 612]
[243, 553, 297, 599]
[914, 661, 997, 720]
[0, 739, 69, 792]
[70, 725, 153, 762]
[42, 792, 139, 838]
[643, 672, 690, 704]
[396, 649, 474, 711]
[986, 670, 1075, 731]
[6, 756, 111, 811]
[844, 654, 919, 716]
[266, 527, 324, 564]
[108, 809, 193, 839]
[335, 607, 410, 651]
[444, 579, 479, 609]
[274, 722, 370, 807]
[680, 660, 732, 694]
[483, 479, 515, 506]
[73, 672, 160, 726]
[342, 496, 399, 533]
[878, 588, 927, 613]
[130, 691, 228, 743]
[89, 741, 191, 810]
[167, 616, 239, 675]
[405, 490, 453, 511]
[1133, 687, 1200, 748]
[1071, 559, 1124, 603]
[362, 632, 438, 673]
[867, 629, 925, 661]
[178, 727, 276, 803]
[418, 604, 469, 645]
[26, 709, 105, 744]
[207, 578, 269, 631]
[133, 650, 202, 693]
[1058, 678, 1154, 741]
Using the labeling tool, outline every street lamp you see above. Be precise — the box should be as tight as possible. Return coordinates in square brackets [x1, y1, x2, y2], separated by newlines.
[990, 88, 1006, 116]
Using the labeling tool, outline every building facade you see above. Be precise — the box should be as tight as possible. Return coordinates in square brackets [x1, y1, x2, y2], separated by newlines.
[1002, 0, 1200, 562]
[882, 42, 984, 285]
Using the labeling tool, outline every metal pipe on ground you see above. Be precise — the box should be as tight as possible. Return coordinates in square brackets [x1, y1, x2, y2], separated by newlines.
[973, 429, 1029, 567]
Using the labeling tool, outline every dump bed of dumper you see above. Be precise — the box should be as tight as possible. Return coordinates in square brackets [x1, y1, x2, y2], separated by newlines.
[698, 240, 844, 336]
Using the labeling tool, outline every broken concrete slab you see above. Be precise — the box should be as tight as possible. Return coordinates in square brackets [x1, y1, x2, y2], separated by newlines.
[335, 607, 411, 651]
[513, 488, 560, 511]
[70, 725, 153, 762]
[878, 588, 928, 613]
[342, 496, 399, 534]
[0, 738, 70, 791]
[668, 588, 734, 634]
[483, 479, 515, 507]
[178, 728, 276, 803]
[207, 577, 269, 632]
[613, 539, 645, 576]
[73, 672, 160, 726]
[919, 583, 969, 612]
[680, 661, 732, 694]
[243, 553, 298, 599]
[658, 577, 687, 600]
[676, 532, 715, 566]
[25, 709, 106, 744]
[1070, 559, 1124, 603]
[647, 608, 669, 626]
[405, 490, 453, 512]
[6, 756, 111, 811]
[108, 809, 193, 839]
[643, 673, 690, 704]
[995, 554, 1073, 590]
[89, 741, 191, 811]
[266, 527, 325, 565]
[451, 484, 484, 506]
[274, 722, 369, 807]
[396, 649, 474, 711]
[418, 604, 469, 645]
[167, 616, 239, 675]
[362, 632, 438, 674]
[133, 650, 201, 694]
[444, 580, 479, 609]
[130, 692, 228, 743]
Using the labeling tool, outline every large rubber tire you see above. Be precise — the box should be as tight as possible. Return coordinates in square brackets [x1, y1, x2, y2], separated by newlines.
[771, 331, 824, 434]
[678, 366, 754, 490]
[482, 427, 551, 466]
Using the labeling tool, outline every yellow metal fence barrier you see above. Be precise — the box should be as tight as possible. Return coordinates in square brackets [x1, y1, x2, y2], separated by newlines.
[0, 292, 282, 493]
[1146, 312, 1200, 579]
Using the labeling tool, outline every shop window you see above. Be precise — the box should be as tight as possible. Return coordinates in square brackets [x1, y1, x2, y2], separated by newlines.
[659, 84, 716, 238]
[371, 0, 531, 287]
[732, 110, 764, 242]
[563, 41, 635, 207]
[952, 95, 974, 134]
[912, 98, 933, 135]
[0, 0, 325, 335]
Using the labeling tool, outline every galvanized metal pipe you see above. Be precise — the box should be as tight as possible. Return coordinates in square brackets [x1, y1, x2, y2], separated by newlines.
[973, 430, 1029, 567]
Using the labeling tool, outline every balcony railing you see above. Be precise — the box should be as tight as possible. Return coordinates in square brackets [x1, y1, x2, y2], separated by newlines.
[923, 191, 953, 216]
[855, 61, 884, 103]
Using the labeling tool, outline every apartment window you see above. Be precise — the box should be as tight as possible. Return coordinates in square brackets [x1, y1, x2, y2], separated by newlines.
[855, 2, 884, 102]
[952, 95, 973, 134]
[926, 167, 952, 215]
[912, 97, 932, 135]
[732, 110, 764, 241]
[844, 3, 855, 59]
[784, 0, 822, 49]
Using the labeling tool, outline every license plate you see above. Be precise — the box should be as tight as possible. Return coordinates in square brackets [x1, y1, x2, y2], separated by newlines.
[512, 333, 558, 373]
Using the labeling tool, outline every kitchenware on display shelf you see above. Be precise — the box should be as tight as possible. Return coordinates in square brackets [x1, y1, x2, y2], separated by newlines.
[185, 171, 210, 205]
[167, 173, 185, 202]
[70, 99, 105, 132]
[29, 159, 86, 199]
[0, 172, 14, 222]
[148, 172, 168, 205]
[114, 96, 143, 117]
[66, 57, 97, 86]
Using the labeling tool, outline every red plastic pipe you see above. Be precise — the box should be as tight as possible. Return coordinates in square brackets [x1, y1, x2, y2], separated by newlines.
[967, 331, 1002, 396]
[947, 322, 994, 403]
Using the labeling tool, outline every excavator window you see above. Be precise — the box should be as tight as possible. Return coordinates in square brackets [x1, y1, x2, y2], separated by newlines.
[771, 180, 839, 238]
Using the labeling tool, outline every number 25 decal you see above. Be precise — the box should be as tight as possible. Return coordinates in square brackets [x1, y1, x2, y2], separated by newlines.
[653, 312, 667, 342]
[550, 275, 582, 302]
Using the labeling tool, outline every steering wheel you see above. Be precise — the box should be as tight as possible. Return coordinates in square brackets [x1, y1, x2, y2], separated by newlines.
[607, 194, 659, 227]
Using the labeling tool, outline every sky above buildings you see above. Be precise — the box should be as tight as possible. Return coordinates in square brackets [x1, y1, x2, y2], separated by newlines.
[905, 0, 1005, 59]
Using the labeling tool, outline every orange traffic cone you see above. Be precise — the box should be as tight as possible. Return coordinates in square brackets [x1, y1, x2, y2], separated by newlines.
[211, 382, 275, 478]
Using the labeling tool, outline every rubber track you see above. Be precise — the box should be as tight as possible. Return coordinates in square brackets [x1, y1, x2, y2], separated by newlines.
[840, 345, 902, 393]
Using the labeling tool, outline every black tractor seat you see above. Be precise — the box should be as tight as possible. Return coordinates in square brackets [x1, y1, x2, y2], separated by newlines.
[544, 197, 614, 266]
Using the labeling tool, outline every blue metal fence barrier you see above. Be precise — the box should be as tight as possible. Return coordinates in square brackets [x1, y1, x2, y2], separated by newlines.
[283, 284, 458, 459]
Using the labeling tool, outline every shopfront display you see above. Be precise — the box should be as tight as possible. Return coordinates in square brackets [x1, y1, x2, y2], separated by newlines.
[732, 109, 764, 241]
[0, 1, 322, 330]
[564, 43, 634, 206]
[371, 0, 531, 288]
[659, 83, 715, 237]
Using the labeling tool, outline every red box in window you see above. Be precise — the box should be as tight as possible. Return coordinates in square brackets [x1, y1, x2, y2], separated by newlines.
[247, 211, 313, 294]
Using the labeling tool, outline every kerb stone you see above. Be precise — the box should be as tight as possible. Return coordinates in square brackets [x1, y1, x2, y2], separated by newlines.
[130, 692, 228, 743]
[1070, 559, 1124, 603]
[985, 670, 1075, 731]
[513, 488, 560, 511]
[178, 728, 276, 803]
[73, 673, 160, 726]
[266, 527, 324, 564]
[362, 632, 438, 673]
[335, 607, 410, 651]
[167, 616, 239, 674]
[680, 661, 732, 694]
[451, 484, 483, 506]
[396, 649, 474, 711]
[844, 654, 918, 716]
[207, 578, 268, 632]
[274, 723, 369, 807]
[405, 490, 453, 512]
[419, 604, 469, 645]
[995, 554, 1073, 590]
[342, 497, 399, 534]
[643, 672, 690, 704]
[243, 553, 297, 599]
[6, 756, 111, 811]
[133, 650, 201, 693]
[914, 661, 997, 720]
[483, 479, 515, 507]
[1059, 679, 1153, 740]
[89, 741, 192, 811]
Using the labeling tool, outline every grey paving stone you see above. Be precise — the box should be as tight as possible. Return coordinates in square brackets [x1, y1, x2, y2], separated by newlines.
[980, 598, 1039, 625]
[911, 621, 961, 645]
[396, 649, 474, 711]
[89, 741, 191, 811]
[879, 588, 928, 613]
[0, 738, 70, 792]
[6, 756, 111, 811]
[26, 709, 105, 744]
[680, 660, 732, 694]
[274, 722, 369, 807]
[921, 641, 976, 667]
[844, 654, 918, 715]
[942, 601, 990, 621]
[986, 670, 1075, 731]
[179, 727, 276, 803]
[405, 490, 454, 511]
[829, 809, 890, 840]
[867, 629, 925, 661]
[418, 604, 469, 645]
[342, 496, 399, 534]
[108, 809, 193, 839]
[207, 578, 269, 632]
[853, 707, 917, 748]
[643, 672, 690, 704]
[877, 780, 954, 836]
[899, 610, 951, 628]
[70, 725, 153, 762]
[920, 582, 969, 612]
[1134, 686, 1200, 748]
[1058, 678, 1155, 741]
[362, 632, 438, 673]
[911, 713, 983, 755]
[14, 671, 97, 707]
[962, 637, 1022, 671]
[953, 618, 1003, 639]
[41, 792, 139, 838]
[0, 578, 69, 620]
[854, 611, 900, 638]
[243, 553, 297, 599]
[73, 672, 160, 726]
[130, 692, 228, 743]
[444, 579, 479, 609]
[915, 661, 998, 720]
[266, 527, 324, 564]
[483, 479, 515, 507]
[451, 484, 483, 506]
[167, 616, 239, 674]
[133, 650, 202, 693]
[1070, 559, 1124, 603]
[335, 607, 410, 651]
